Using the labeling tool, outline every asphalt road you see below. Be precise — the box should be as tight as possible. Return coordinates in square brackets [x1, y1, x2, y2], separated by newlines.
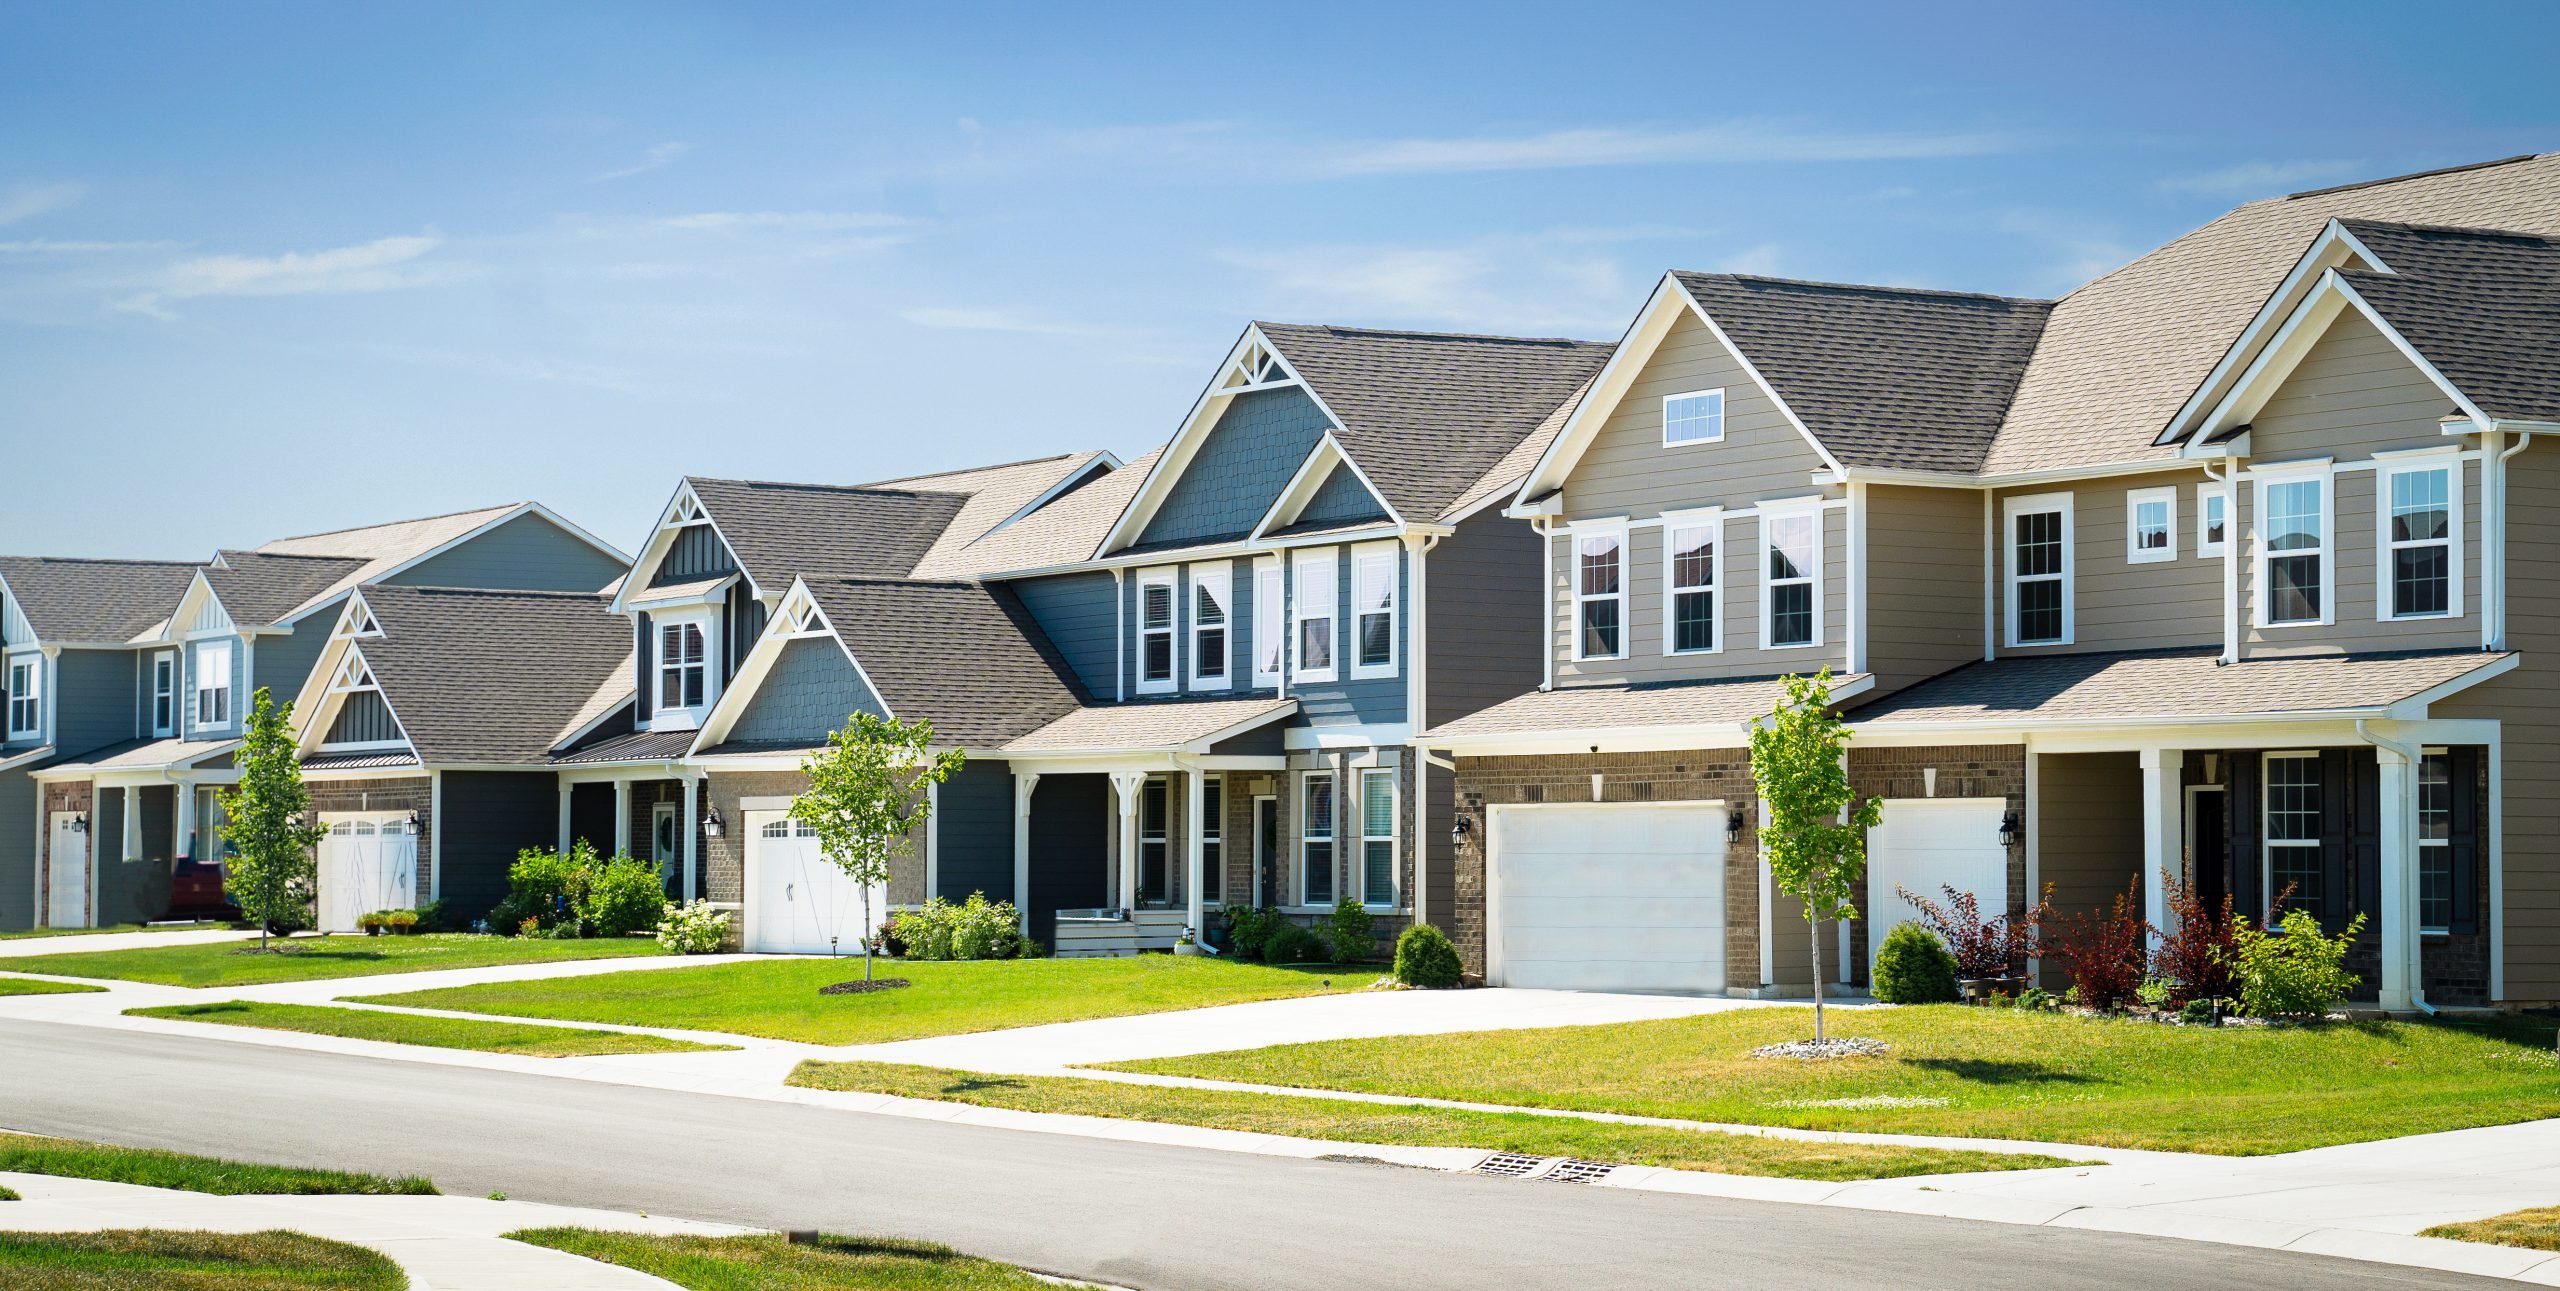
[0, 1019, 2502, 1290]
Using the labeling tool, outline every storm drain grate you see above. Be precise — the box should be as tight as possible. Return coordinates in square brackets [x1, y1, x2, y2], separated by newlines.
[1475, 1152, 1547, 1178]
[1545, 1159, 1616, 1185]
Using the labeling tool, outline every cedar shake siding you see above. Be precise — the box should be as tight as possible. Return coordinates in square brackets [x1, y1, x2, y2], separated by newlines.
[725, 637, 884, 744]
[1136, 386, 1334, 549]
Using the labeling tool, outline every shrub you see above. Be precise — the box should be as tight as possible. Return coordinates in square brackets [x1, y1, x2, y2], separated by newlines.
[656, 898, 727, 954]
[1392, 925, 1463, 988]
[1894, 883, 2038, 980]
[892, 898, 958, 961]
[1870, 922, 1960, 1004]
[2040, 878, 2150, 1012]
[2178, 998, 2222, 1027]
[2151, 871, 2243, 1007]
[1324, 898, 1376, 964]
[2136, 978, 2173, 1010]
[2234, 909, 2364, 1018]
[413, 899, 447, 932]
[2015, 985, 2055, 1012]
[502, 842, 592, 932]
[1263, 923, 1329, 965]
[1224, 906, 1286, 962]
[948, 892, 1022, 961]
[581, 859, 670, 937]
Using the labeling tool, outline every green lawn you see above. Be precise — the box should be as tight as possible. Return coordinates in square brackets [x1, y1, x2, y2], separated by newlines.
[19, 933, 662, 987]
[127, 1000, 735, 1058]
[0, 1132, 435, 1195]
[1103, 1006, 2560, 1156]
[0, 1229, 405, 1289]
[356, 955, 1361, 1046]
[509, 1228, 1051, 1291]
[0, 976, 105, 996]
[2425, 1206, 2560, 1252]
[788, 1060, 2076, 1180]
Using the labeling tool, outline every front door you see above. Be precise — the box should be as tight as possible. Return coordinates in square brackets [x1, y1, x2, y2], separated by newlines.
[1254, 795, 1279, 908]
[2192, 789, 2228, 914]
[651, 801, 680, 891]
[47, 812, 87, 927]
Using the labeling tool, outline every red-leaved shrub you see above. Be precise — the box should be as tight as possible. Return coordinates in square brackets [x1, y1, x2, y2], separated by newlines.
[1894, 883, 2038, 980]
[2150, 871, 2244, 1008]
[2039, 878, 2150, 1012]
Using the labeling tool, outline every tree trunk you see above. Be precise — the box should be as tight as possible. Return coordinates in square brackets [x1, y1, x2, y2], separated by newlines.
[1808, 901, 1826, 1044]
[862, 889, 876, 982]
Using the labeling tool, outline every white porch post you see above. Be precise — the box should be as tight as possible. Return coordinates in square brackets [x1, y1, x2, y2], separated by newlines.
[174, 781, 197, 862]
[611, 779, 631, 858]
[556, 784, 573, 854]
[120, 788, 140, 862]
[2375, 744, 2417, 1013]
[1184, 768, 1206, 939]
[2140, 747, 2181, 950]
[679, 776, 700, 902]
[1012, 772, 1040, 936]
[1110, 771, 1145, 911]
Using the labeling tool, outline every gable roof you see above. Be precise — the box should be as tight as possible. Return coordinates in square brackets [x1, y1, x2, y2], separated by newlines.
[1438, 373, 1594, 523]
[1988, 151, 2560, 474]
[1670, 273, 2053, 474]
[683, 477, 971, 592]
[799, 578, 1087, 748]
[2329, 220, 2560, 424]
[348, 584, 631, 764]
[202, 552, 370, 627]
[965, 445, 1164, 575]
[252, 502, 622, 624]
[0, 556, 203, 644]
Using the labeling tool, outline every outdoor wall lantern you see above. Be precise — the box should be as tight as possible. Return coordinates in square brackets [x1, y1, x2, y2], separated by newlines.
[700, 799, 725, 838]
[1450, 813, 1471, 847]
[68, 813, 86, 834]
[1725, 807, 1747, 845]
[406, 810, 424, 832]
[1589, 745, 1604, 802]
[1998, 810, 2021, 848]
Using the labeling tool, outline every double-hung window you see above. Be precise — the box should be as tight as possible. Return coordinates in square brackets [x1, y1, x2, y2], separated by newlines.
[1662, 389, 1725, 445]
[2257, 468, 2331, 626]
[2127, 487, 2176, 563]
[2005, 494, 2071, 646]
[1291, 548, 1337, 683]
[2381, 461, 2457, 620]
[2263, 752, 2323, 919]
[658, 621, 706, 711]
[1572, 527, 1624, 660]
[1301, 772, 1335, 906]
[1359, 767, 1395, 907]
[1189, 564, 1230, 689]
[1138, 776, 1169, 906]
[1762, 504, 1820, 649]
[193, 640, 233, 728]
[1136, 568, 1177, 694]
[1350, 543, 1397, 678]
[5, 655, 38, 738]
[1664, 513, 1719, 654]
[1252, 557, 1284, 687]
[151, 651, 176, 736]
[2419, 749, 2452, 934]
[2196, 483, 2229, 557]
[1200, 775, 1224, 905]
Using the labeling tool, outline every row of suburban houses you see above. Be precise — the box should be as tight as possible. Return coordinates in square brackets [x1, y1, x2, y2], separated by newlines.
[5, 151, 2555, 1011]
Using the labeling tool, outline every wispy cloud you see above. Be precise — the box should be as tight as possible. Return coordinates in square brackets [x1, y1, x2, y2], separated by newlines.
[899, 305, 1098, 337]
[594, 141, 694, 182]
[659, 210, 906, 232]
[1996, 210, 2134, 292]
[0, 238, 181, 255]
[1311, 122, 2023, 178]
[2156, 159, 2361, 197]
[1217, 228, 1702, 333]
[120, 233, 446, 318]
[0, 182, 85, 225]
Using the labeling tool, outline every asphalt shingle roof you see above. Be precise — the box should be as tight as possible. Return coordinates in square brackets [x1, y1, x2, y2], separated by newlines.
[46, 736, 239, 774]
[1423, 674, 1865, 742]
[2334, 220, 2560, 423]
[1002, 697, 1295, 754]
[253, 504, 533, 621]
[686, 478, 970, 593]
[0, 557, 202, 645]
[802, 578, 1087, 749]
[1671, 274, 2053, 475]
[960, 446, 1161, 574]
[203, 552, 370, 627]
[1848, 648, 2512, 727]
[354, 585, 631, 764]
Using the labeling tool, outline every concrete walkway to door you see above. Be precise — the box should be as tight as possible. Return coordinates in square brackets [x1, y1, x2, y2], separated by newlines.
[0, 927, 259, 958]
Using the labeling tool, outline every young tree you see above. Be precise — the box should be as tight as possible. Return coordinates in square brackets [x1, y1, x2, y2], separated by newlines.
[1748, 669, 1883, 1044]
[791, 711, 966, 980]
[220, 688, 325, 952]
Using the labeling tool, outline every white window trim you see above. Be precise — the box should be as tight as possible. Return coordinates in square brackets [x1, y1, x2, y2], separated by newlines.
[2418, 745, 2452, 935]
[2253, 465, 2335, 628]
[2126, 486, 2177, 564]
[1348, 541, 1399, 680]
[1291, 547, 1339, 684]
[2261, 749, 2324, 922]
[1661, 387, 1726, 447]
[2195, 483, 2229, 558]
[1251, 556, 1284, 689]
[1357, 766, 1399, 910]
[1661, 508, 1723, 656]
[1300, 769, 1336, 907]
[5, 652, 39, 739]
[1186, 562, 1233, 692]
[1200, 773, 1225, 907]
[1138, 775, 1170, 907]
[649, 608, 719, 730]
[1759, 502, 1825, 650]
[150, 650, 176, 737]
[2003, 492, 2074, 648]
[1569, 522, 1628, 662]
[2377, 459, 2462, 622]
[193, 640, 234, 731]
[1135, 566, 1178, 696]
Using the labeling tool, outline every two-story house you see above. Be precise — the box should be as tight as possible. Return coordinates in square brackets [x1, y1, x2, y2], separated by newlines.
[1429, 151, 2560, 1011]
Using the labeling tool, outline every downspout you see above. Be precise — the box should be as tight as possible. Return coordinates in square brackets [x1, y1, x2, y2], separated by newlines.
[2354, 719, 2433, 1016]
[1111, 567, 1126, 703]
[2204, 459, 2237, 664]
[1407, 533, 1439, 932]
[1537, 519, 1556, 690]
[2489, 432, 2533, 651]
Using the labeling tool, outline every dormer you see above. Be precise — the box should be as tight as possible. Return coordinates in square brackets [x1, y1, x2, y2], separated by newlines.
[613, 482, 751, 733]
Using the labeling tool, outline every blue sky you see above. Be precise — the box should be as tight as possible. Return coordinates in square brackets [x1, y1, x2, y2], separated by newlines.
[4, 1, 2555, 559]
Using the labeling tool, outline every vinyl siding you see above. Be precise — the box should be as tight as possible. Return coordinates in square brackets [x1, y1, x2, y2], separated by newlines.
[1138, 386, 1333, 549]
[436, 770, 558, 923]
[1864, 485, 1986, 698]
[1991, 470, 2222, 657]
[1559, 309, 1832, 520]
[1424, 509, 1543, 727]
[184, 634, 248, 739]
[656, 524, 737, 583]
[1550, 504, 1847, 685]
[252, 616, 332, 709]
[54, 648, 137, 757]
[1010, 571, 1117, 699]
[1281, 545, 1406, 728]
[2251, 311, 2466, 462]
[385, 512, 626, 593]
[935, 758, 1015, 903]
[2032, 751, 2144, 990]
[0, 763, 34, 930]
[726, 637, 884, 746]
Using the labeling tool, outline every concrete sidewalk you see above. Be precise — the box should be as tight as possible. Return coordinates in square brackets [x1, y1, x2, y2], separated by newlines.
[0, 927, 257, 958]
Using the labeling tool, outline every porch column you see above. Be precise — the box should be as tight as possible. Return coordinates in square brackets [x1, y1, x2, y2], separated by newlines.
[1011, 772, 1040, 936]
[174, 782, 197, 862]
[1184, 769, 1206, 940]
[1110, 771, 1146, 911]
[680, 776, 701, 902]
[556, 784, 573, 854]
[612, 779, 631, 858]
[2375, 744, 2418, 1012]
[121, 788, 140, 862]
[2139, 747, 2181, 950]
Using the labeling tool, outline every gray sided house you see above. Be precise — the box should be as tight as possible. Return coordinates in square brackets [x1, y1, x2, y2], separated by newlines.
[24, 502, 628, 929]
[1428, 152, 2560, 1010]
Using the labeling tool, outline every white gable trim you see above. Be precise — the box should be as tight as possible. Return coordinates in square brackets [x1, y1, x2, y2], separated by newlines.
[688, 577, 893, 754]
[160, 571, 246, 645]
[1247, 434, 1404, 542]
[2182, 269, 2493, 447]
[2159, 218, 2392, 447]
[290, 641, 417, 757]
[610, 480, 757, 616]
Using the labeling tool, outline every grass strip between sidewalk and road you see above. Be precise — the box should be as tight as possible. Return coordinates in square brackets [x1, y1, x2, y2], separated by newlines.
[787, 1060, 2078, 1180]
[1104, 1005, 2560, 1156]
[0, 1229, 405, 1289]
[2424, 1206, 2560, 1252]
[358, 955, 1361, 1045]
[127, 1000, 735, 1058]
[510, 1227, 1054, 1290]
[20, 933, 663, 987]
[0, 977, 105, 997]
[0, 1132, 435, 1195]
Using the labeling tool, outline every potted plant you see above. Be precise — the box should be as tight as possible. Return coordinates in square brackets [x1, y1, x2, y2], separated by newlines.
[1173, 927, 1202, 956]
[386, 909, 419, 936]
[356, 910, 385, 937]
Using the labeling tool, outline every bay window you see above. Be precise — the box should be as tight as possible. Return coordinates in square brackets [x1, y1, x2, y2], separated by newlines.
[2381, 461, 2457, 620]
[1572, 527, 1624, 660]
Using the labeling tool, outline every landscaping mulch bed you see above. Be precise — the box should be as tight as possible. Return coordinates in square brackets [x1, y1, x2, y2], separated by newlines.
[819, 978, 911, 995]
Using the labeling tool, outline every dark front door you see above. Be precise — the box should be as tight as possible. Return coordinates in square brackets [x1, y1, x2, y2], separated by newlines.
[2193, 789, 2228, 915]
[1256, 796, 1281, 907]
[1027, 774, 1109, 950]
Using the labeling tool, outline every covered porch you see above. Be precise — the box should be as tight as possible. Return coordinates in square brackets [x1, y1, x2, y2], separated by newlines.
[550, 729, 707, 902]
[32, 737, 240, 927]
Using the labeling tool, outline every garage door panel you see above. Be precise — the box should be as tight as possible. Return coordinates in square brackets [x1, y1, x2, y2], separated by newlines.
[1490, 805, 1726, 995]
[749, 819, 884, 955]
[1866, 798, 2009, 979]
[1501, 957, 1722, 993]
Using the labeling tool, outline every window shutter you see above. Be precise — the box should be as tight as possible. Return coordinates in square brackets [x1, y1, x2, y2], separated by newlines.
[635, 611, 654, 721]
[2351, 752, 2379, 935]
[2230, 754, 2262, 922]
[2319, 748, 2353, 931]
[2450, 746, 2481, 935]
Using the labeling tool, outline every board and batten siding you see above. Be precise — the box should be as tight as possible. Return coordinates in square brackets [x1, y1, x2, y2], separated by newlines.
[1549, 504, 1846, 686]
[1424, 509, 1543, 728]
[384, 512, 627, 593]
[1558, 309, 1831, 520]
[1864, 485, 1986, 698]
[1137, 386, 1334, 549]
[1009, 570, 1117, 699]
[1990, 469, 2223, 657]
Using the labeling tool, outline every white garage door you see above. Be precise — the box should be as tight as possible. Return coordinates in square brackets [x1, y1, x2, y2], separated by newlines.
[1865, 798, 2009, 978]
[1488, 803, 1726, 995]
[318, 812, 417, 933]
[746, 815, 883, 955]
[48, 812, 88, 928]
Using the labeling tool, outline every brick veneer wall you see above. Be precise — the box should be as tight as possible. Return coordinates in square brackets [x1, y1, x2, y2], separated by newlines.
[37, 779, 93, 926]
[702, 769, 928, 928]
